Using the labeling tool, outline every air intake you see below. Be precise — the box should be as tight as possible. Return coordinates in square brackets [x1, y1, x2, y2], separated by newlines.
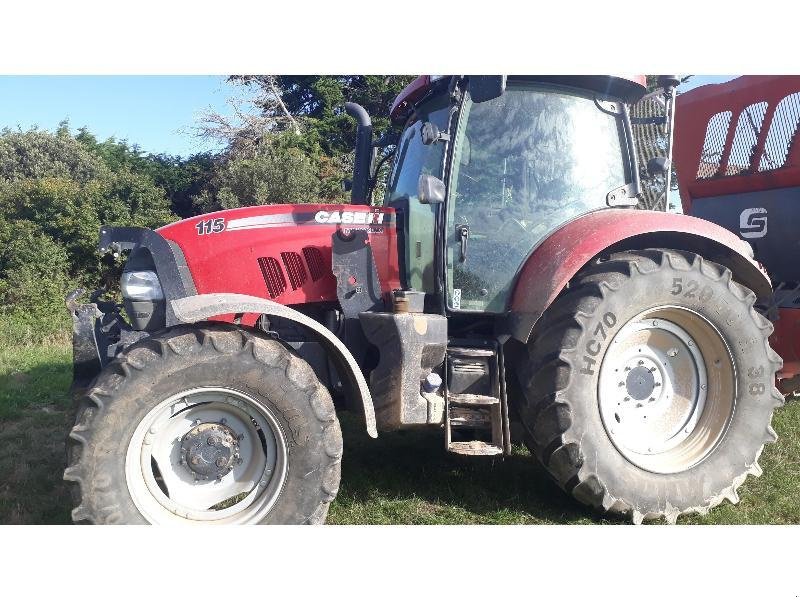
[257, 257, 286, 298]
[302, 246, 326, 282]
[281, 251, 307, 290]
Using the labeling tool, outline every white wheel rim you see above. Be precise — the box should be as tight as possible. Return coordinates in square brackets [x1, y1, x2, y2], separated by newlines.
[598, 306, 736, 474]
[125, 387, 288, 524]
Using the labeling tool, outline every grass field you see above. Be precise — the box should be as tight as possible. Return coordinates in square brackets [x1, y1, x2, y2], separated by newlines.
[1, 341, 799, 525]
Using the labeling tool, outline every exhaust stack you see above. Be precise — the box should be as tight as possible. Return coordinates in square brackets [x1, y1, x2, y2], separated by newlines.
[344, 102, 373, 205]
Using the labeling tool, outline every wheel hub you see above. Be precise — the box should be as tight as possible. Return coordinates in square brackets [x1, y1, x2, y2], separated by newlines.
[624, 363, 658, 402]
[180, 422, 241, 481]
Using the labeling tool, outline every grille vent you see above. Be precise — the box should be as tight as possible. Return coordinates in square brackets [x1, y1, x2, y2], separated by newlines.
[697, 111, 733, 179]
[759, 92, 800, 172]
[257, 257, 286, 298]
[302, 246, 326, 281]
[281, 251, 307, 290]
[726, 101, 768, 175]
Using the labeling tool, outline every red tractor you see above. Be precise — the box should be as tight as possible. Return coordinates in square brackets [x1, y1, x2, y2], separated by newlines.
[66, 75, 783, 524]
[673, 75, 800, 396]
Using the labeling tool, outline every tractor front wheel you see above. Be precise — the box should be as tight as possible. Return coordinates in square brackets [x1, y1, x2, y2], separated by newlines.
[64, 323, 342, 524]
[517, 249, 783, 523]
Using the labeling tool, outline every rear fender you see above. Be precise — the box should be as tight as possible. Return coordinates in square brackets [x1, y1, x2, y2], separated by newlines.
[171, 293, 377, 438]
[507, 210, 772, 343]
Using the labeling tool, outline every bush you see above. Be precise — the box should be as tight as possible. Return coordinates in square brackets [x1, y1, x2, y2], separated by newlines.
[0, 127, 177, 345]
[193, 134, 345, 213]
[0, 220, 72, 344]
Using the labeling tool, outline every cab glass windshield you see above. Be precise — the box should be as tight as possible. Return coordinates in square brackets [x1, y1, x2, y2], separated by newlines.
[447, 82, 628, 312]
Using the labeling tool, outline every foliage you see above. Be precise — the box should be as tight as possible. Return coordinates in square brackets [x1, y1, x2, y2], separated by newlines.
[193, 132, 346, 213]
[75, 128, 216, 218]
[0, 125, 177, 343]
[233, 75, 414, 156]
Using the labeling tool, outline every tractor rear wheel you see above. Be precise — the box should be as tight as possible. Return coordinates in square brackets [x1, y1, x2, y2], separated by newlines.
[64, 323, 342, 524]
[517, 249, 784, 523]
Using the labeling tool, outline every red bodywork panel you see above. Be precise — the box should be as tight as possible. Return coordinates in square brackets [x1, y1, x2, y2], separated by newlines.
[674, 75, 800, 213]
[772, 308, 800, 382]
[673, 75, 800, 388]
[508, 209, 769, 342]
[157, 204, 401, 326]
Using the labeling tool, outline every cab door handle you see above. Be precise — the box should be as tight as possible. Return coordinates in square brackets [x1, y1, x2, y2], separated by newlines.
[455, 224, 470, 263]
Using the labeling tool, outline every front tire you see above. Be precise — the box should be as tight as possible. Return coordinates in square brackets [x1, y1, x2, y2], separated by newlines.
[517, 249, 784, 523]
[64, 323, 342, 524]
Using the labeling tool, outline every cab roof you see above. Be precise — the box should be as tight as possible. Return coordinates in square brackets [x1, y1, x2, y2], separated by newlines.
[389, 75, 648, 124]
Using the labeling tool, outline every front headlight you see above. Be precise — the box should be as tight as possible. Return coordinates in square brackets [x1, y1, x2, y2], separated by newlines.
[121, 270, 164, 301]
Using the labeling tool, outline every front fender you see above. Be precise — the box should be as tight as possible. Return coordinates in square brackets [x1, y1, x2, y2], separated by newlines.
[171, 293, 377, 438]
[507, 210, 772, 343]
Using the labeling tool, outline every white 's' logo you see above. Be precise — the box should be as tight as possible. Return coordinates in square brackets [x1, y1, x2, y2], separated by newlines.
[739, 207, 767, 239]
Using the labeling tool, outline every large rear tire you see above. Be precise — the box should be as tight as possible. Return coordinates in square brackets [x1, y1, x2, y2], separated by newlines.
[64, 323, 342, 524]
[516, 249, 784, 523]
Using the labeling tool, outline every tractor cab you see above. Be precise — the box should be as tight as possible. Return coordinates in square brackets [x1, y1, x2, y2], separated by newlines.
[379, 76, 647, 314]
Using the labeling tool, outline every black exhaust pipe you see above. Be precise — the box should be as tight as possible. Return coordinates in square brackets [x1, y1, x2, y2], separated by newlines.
[344, 102, 373, 205]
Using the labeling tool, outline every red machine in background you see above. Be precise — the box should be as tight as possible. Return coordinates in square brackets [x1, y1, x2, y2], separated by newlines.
[674, 76, 800, 393]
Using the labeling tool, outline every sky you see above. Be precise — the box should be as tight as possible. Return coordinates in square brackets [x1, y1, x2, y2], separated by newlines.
[0, 76, 236, 157]
[0, 74, 740, 160]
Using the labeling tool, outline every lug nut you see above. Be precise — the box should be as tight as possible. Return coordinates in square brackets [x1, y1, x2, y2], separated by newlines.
[207, 437, 217, 446]
[216, 457, 227, 468]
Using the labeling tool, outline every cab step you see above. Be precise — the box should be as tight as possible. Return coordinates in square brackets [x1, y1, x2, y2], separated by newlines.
[448, 440, 504, 456]
[445, 341, 511, 457]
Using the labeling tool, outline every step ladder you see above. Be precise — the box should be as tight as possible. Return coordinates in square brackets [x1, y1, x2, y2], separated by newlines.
[445, 342, 511, 456]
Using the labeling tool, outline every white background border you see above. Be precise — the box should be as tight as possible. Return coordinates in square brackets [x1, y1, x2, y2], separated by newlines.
[1, 1, 797, 597]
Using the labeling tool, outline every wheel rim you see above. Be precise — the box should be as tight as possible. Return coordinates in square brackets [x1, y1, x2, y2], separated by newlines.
[125, 387, 288, 523]
[598, 306, 736, 474]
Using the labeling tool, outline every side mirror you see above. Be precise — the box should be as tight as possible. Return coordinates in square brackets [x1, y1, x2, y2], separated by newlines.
[657, 75, 681, 91]
[420, 121, 450, 145]
[468, 75, 507, 103]
[418, 174, 446, 204]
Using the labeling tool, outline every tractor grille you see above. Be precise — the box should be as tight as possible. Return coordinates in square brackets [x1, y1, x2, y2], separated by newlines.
[695, 90, 800, 180]
[302, 246, 326, 281]
[257, 256, 286, 298]
[280, 251, 307, 290]
[257, 247, 326, 298]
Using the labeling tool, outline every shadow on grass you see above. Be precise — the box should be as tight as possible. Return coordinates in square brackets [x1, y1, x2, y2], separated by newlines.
[330, 413, 609, 525]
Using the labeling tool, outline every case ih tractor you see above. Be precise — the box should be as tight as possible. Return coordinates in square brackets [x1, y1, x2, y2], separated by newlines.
[673, 75, 800, 397]
[65, 75, 784, 525]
